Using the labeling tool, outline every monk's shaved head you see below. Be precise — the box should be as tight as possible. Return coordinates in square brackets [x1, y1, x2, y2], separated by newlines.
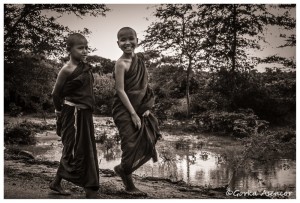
[117, 27, 137, 39]
[66, 33, 87, 51]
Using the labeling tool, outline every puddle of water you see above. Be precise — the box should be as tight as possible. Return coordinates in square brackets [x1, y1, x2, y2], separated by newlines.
[14, 130, 296, 198]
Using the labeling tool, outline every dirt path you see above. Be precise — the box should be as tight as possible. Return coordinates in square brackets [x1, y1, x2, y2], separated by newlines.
[4, 149, 231, 199]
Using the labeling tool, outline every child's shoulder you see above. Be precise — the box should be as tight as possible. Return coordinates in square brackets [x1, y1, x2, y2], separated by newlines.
[115, 58, 131, 71]
[115, 58, 127, 65]
[56, 62, 77, 80]
[61, 62, 76, 74]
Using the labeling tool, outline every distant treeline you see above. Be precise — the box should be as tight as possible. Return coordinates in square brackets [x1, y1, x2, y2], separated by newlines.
[4, 52, 295, 128]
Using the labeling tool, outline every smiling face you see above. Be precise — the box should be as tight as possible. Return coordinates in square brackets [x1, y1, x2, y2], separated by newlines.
[117, 28, 138, 54]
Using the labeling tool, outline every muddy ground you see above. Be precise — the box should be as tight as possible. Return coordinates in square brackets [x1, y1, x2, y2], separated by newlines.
[4, 148, 232, 199]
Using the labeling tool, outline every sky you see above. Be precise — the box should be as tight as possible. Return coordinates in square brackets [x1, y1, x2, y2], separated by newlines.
[49, 4, 296, 66]
[52, 4, 156, 60]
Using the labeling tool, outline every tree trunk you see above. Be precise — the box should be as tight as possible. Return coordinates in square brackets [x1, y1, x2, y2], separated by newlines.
[186, 151, 190, 184]
[186, 57, 192, 118]
[230, 5, 238, 109]
[231, 4, 237, 72]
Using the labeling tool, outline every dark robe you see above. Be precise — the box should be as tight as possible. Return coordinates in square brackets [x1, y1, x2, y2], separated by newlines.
[56, 62, 99, 190]
[112, 53, 161, 175]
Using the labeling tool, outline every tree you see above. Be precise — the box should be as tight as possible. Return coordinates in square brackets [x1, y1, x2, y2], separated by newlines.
[87, 55, 115, 74]
[198, 4, 295, 109]
[142, 4, 209, 117]
[258, 5, 296, 70]
[259, 55, 295, 69]
[4, 54, 58, 113]
[4, 4, 110, 113]
[275, 4, 296, 47]
[4, 4, 109, 60]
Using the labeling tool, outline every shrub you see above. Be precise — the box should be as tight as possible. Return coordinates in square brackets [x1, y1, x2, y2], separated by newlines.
[190, 91, 231, 114]
[173, 111, 187, 120]
[4, 123, 36, 145]
[93, 73, 114, 115]
[4, 120, 54, 145]
[18, 120, 54, 132]
[95, 131, 108, 144]
[8, 103, 22, 117]
[153, 98, 178, 123]
[4, 54, 56, 114]
[224, 127, 296, 187]
[174, 138, 190, 149]
[271, 128, 296, 143]
[194, 109, 269, 137]
[238, 128, 296, 163]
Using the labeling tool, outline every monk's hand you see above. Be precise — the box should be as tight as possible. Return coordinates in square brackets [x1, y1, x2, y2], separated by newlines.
[55, 110, 61, 119]
[142, 110, 150, 117]
[131, 113, 141, 130]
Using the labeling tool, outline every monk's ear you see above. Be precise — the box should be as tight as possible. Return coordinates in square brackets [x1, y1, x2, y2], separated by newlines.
[117, 40, 120, 47]
[136, 38, 139, 45]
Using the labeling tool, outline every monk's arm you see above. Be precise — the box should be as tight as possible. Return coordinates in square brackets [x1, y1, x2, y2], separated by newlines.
[51, 67, 69, 112]
[115, 61, 141, 129]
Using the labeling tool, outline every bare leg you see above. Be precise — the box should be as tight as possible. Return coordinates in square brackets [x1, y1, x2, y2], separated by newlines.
[49, 174, 71, 195]
[114, 165, 147, 196]
[114, 165, 129, 189]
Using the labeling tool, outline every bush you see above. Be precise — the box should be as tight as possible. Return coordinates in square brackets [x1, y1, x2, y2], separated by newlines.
[96, 131, 108, 144]
[191, 91, 231, 113]
[4, 120, 54, 145]
[173, 111, 187, 120]
[9, 103, 22, 117]
[174, 138, 190, 149]
[18, 120, 54, 132]
[153, 98, 178, 123]
[93, 73, 115, 115]
[271, 128, 296, 143]
[194, 109, 269, 137]
[240, 128, 296, 162]
[211, 68, 296, 125]
[4, 122, 36, 145]
[4, 54, 57, 114]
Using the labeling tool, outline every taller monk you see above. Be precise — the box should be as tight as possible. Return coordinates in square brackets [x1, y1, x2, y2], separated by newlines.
[112, 27, 161, 195]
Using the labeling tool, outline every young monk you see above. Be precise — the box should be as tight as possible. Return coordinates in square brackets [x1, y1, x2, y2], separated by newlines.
[112, 27, 161, 195]
[50, 33, 99, 198]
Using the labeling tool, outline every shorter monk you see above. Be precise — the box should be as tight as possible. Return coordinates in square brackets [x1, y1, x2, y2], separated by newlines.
[50, 33, 99, 198]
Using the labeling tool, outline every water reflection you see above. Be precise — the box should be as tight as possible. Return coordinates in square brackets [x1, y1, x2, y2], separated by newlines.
[17, 131, 295, 196]
[158, 147, 178, 181]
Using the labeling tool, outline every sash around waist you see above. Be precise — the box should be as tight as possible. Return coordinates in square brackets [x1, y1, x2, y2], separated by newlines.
[64, 100, 89, 109]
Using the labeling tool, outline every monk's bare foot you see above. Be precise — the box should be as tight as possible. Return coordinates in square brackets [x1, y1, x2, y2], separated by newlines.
[125, 187, 147, 196]
[84, 188, 98, 199]
[114, 165, 129, 189]
[125, 174, 147, 196]
[49, 181, 71, 195]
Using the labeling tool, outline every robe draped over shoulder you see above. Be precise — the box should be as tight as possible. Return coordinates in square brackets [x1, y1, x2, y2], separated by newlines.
[112, 53, 161, 175]
[56, 62, 99, 190]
